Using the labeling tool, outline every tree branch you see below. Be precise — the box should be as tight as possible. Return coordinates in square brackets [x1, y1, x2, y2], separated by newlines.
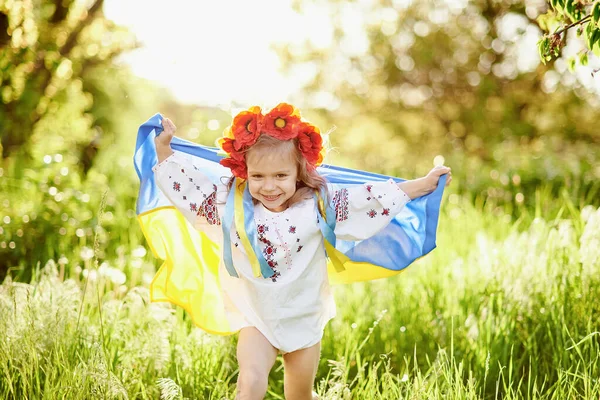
[554, 14, 591, 36]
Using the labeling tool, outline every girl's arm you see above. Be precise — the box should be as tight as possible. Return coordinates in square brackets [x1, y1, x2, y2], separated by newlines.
[397, 177, 433, 200]
[331, 179, 411, 241]
[331, 166, 452, 241]
[153, 152, 221, 227]
[153, 117, 222, 228]
[398, 166, 452, 199]
[156, 118, 175, 163]
[156, 144, 174, 164]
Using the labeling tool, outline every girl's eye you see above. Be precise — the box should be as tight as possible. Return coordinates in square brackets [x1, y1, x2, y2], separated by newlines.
[277, 174, 287, 178]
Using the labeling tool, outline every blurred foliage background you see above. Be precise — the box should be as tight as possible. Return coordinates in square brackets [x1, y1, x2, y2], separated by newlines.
[0, 0, 599, 280]
[1, 1, 600, 398]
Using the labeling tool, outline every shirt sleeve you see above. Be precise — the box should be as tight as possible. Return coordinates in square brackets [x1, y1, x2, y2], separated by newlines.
[331, 179, 411, 241]
[152, 152, 223, 228]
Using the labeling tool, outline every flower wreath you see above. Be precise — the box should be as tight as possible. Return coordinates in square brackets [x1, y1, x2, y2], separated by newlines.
[217, 103, 326, 179]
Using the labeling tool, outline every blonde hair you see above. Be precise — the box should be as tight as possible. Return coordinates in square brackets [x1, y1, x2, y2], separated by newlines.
[225, 135, 329, 208]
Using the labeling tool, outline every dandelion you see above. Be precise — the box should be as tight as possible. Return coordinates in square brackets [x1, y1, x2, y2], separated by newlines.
[98, 262, 110, 276]
[109, 269, 127, 285]
[132, 245, 147, 258]
[131, 258, 143, 269]
[80, 246, 94, 261]
[82, 269, 98, 281]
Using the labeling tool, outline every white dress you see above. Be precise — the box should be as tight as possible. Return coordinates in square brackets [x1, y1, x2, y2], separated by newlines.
[153, 152, 411, 353]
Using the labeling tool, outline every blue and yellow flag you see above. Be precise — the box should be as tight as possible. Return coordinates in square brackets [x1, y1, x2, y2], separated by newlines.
[135, 114, 446, 335]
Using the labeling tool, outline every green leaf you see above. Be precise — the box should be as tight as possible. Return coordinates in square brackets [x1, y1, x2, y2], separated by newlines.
[537, 36, 552, 63]
[592, 1, 600, 27]
[565, 0, 576, 22]
[590, 27, 600, 52]
[585, 21, 595, 48]
[567, 56, 577, 72]
[579, 52, 589, 66]
[593, 39, 600, 56]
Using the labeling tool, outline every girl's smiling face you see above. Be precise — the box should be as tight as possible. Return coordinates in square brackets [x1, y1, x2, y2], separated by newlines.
[246, 145, 299, 212]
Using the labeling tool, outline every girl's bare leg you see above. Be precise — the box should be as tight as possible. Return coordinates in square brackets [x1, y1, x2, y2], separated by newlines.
[282, 341, 321, 400]
[236, 327, 278, 400]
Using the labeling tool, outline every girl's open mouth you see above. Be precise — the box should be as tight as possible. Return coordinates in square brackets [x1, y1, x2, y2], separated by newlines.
[263, 194, 281, 201]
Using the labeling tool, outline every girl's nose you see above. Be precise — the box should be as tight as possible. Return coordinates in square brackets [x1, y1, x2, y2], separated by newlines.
[263, 178, 275, 190]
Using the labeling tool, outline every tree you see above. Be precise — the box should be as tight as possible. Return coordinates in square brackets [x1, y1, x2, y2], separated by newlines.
[537, 0, 600, 71]
[277, 0, 600, 212]
[0, 0, 137, 162]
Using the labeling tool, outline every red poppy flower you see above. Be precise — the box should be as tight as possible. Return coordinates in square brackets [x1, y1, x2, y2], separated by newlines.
[218, 137, 245, 161]
[220, 157, 248, 179]
[230, 106, 263, 150]
[296, 122, 323, 165]
[262, 103, 302, 140]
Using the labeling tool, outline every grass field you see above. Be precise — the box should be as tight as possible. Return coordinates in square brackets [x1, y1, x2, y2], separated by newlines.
[1, 192, 599, 399]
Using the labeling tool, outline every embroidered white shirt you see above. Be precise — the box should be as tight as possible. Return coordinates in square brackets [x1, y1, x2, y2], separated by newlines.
[153, 151, 411, 353]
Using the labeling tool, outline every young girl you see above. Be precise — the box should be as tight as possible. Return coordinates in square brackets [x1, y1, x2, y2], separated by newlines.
[144, 103, 451, 400]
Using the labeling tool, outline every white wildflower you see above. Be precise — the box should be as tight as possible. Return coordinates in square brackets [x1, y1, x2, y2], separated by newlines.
[132, 245, 147, 258]
[80, 246, 94, 261]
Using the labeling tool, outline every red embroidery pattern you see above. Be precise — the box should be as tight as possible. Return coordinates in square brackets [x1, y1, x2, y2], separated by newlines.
[197, 191, 220, 225]
[264, 245, 277, 257]
[332, 188, 349, 222]
[257, 224, 268, 235]
[254, 224, 282, 282]
[382, 208, 390, 216]
[190, 203, 197, 212]
[366, 185, 373, 192]
[261, 234, 280, 282]
[367, 209, 377, 218]
[173, 182, 181, 192]
[289, 226, 296, 234]
[270, 270, 281, 282]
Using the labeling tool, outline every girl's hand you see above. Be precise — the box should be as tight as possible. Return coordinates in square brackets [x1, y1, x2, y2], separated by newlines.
[397, 166, 452, 199]
[425, 165, 452, 192]
[155, 117, 176, 163]
[156, 117, 176, 146]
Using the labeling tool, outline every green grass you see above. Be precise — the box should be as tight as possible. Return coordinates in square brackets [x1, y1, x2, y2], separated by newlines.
[1, 193, 599, 399]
